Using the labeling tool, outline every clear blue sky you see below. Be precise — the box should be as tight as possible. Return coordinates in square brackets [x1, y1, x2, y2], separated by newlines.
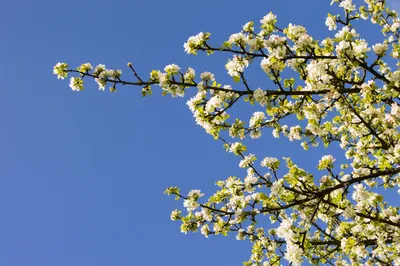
[1, 1, 398, 265]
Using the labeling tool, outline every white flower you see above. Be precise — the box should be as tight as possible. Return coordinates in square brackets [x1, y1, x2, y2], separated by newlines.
[244, 173, 258, 186]
[201, 208, 212, 221]
[372, 43, 388, 56]
[69, 77, 84, 91]
[246, 224, 254, 234]
[229, 142, 247, 155]
[229, 195, 247, 209]
[242, 21, 254, 32]
[200, 72, 215, 82]
[95, 78, 106, 91]
[170, 210, 181, 221]
[391, 103, 400, 118]
[272, 128, 280, 138]
[391, 22, 400, 33]
[296, 34, 313, 49]
[239, 154, 256, 168]
[336, 40, 350, 54]
[335, 26, 359, 39]
[184, 67, 195, 83]
[227, 33, 246, 46]
[266, 34, 287, 48]
[53, 62, 68, 79]
[261, 157, 280, 169]
[249, 111, 265, 128]
[285, 242, 303, 265]
[325, 15, 337, 31]
[306, 60, 329, 83]
[236, 229, 245, 240]
[339, 0, 356, 11]
[188, 189, 204, 199]
[95, 70, 110, 90]
[200, 224, 209, 238]
[225, 56, 249, 77]
[270, 179, 284, 197]
[317, 155, 335, 170]
[205, 95, 223, 113]
[285, 24, 307, 40]
[184, 32, 209, 54]
[289, 125, 302, 141]
[260, 12, 276, 25]
[93, 64, 106, 75]
[253, 88, 269, 106]
[276, 218, 294, 240]
[77, 62, 93, 73]
[269, 46, 287, 59]
[260, 56, 284, 72]
[352, 183, 370, 202]
[149, 70, 162, 81]
[183, 199, 200, 212]
[105, 69, 122, 79]
[353, 39, 370, 57]
[164, 64, 180, 75]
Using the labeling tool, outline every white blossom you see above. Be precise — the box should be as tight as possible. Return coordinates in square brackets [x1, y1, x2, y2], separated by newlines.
[325, 15, 337, 30]
[372, 43, 388, 56]
[69, 77, 83, 91]
[339, 0, 356, 11]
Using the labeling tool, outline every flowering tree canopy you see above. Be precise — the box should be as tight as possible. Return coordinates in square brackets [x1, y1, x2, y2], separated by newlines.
[54, 0, 400, 264]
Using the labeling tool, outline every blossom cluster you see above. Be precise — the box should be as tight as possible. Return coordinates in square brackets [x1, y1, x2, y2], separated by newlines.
[54, 0, 400, 264]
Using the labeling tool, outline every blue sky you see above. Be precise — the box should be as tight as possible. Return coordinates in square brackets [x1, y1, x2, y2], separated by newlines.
[1, 1, 398, 265]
